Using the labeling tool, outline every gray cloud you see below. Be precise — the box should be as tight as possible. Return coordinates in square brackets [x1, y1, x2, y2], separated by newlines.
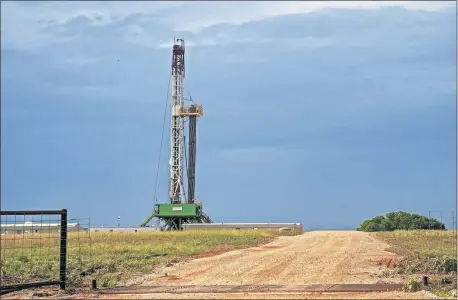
[1, 4, 455, 227]
[2, 1, 455, 51]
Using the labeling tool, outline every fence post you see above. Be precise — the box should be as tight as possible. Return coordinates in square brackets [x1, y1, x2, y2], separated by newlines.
[59, 209, 67, 290]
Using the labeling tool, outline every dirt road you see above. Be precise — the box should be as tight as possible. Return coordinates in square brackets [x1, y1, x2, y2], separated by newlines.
[93, 291, 440, 299]
[138, 231, 400, 286]
[95, 231, 440, 299]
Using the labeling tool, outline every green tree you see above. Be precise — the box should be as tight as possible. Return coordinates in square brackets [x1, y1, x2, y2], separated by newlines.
[357, 211, 446, 232]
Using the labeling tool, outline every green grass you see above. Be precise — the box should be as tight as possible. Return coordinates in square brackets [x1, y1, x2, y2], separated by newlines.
[431, 287, 454, 298]
[1, 230, 283, 289]
[374, 230, 457, 275]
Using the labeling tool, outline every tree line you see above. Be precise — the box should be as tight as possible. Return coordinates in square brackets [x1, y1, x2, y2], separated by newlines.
[357, 211, 446, 232]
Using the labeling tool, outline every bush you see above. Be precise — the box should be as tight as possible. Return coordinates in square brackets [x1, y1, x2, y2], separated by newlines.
[396, 254, 457, 274]
[403, 278, 421, 292]
[357, 211, 446, 232]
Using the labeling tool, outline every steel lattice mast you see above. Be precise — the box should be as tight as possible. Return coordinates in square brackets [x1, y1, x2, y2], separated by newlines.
[140, 38, 210, 229]
[170, 38, 186, 204]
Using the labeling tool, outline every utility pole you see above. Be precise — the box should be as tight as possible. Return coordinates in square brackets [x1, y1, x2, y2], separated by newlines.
[452, 211, 456, 230]
[428, 211, 431, 230]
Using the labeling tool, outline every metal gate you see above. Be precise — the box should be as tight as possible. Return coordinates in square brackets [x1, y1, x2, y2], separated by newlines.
[0, 209, 68, 294]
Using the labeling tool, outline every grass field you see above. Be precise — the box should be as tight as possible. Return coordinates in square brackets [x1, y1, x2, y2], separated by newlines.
[1, 230, 283, 288]
[374, 230, 457, 274]
[375, 230, 457, 297]
[375, 230, 457, 258]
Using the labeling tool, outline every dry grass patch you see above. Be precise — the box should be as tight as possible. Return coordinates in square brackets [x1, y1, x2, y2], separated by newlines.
[375, 230, 457, 298]
[374, 230, 457, 274]
[375, 230, 457, 257]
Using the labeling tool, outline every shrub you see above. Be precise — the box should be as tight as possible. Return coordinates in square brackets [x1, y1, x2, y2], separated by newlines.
[395, 254, 457, 274]
[403, 278, 421, 292]
[358, 211, 446, 232]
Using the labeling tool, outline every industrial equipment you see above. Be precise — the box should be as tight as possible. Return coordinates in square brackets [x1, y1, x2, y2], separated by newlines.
[140, 38, 212, 230]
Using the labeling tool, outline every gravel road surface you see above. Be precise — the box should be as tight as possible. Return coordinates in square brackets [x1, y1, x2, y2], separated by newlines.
[138, 230, 401, 286]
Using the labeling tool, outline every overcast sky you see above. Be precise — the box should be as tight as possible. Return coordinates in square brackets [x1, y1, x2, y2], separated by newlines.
[1, 1, 456, 229]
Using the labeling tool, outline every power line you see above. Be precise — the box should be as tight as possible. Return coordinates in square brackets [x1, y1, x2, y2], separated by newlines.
[153, 69, 172, 206]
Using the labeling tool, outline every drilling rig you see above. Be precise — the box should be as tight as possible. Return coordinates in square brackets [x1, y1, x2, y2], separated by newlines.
[140, 38, 212, 230]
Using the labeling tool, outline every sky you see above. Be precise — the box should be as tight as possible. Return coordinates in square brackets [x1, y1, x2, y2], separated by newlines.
[1, 1, 456, 229]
